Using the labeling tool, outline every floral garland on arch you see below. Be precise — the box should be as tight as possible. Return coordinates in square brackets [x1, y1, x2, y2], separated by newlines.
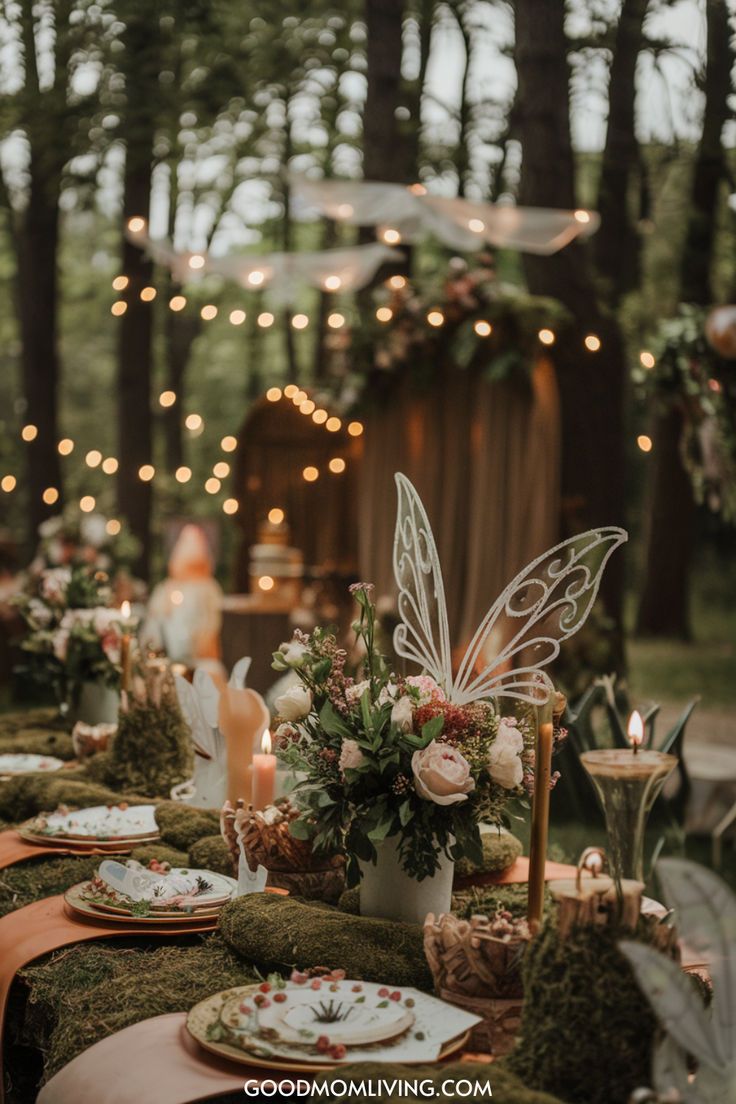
[633, 304, 736, 523]
[272, 584, 539, 884]
[326, 256, 570, 409]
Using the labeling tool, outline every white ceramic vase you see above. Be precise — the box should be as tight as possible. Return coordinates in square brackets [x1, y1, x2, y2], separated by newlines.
[359, 835, 455, 924]
[72, 681, 120, 727]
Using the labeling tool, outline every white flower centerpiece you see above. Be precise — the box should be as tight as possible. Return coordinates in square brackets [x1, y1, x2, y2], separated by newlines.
[273, 475, 626, 923]
[16, 563, 129, 725]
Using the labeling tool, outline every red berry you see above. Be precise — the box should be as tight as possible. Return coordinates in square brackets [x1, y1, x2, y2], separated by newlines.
[329, 1044, 347, 1060]
[310, 979, 322, 990]
[390, 991, 401, 1001]
[351, 984, 363, 993]
[259, 982, 272, 993]
[377, 987, 389, 997]
[316, 1036, 330, 1053]
[254, 993, 268, 1006]
[330, 969, 346, 980]
[290, 970, 307, 984]
[238, 1003, 251, 1014]
[273, 992, 287, 1003]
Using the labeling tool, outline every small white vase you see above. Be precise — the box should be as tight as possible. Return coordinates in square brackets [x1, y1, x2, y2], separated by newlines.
[72, 681, 120, 727]
[359, 836, 455, 924]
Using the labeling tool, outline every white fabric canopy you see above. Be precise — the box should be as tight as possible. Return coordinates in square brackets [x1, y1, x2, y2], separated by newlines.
[126, 228, 402, 306]
[291, 175, 600, 255]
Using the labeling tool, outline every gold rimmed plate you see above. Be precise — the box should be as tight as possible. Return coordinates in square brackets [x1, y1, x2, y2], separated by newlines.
[18, 828, 161, 852]
[64, 883, 220, 928]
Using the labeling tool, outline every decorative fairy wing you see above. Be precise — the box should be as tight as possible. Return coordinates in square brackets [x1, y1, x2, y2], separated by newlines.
[229, 656, 252, 690]
[390, 472, 627, 706]
[392, 473, 453, 693]
[193, 667, 220, 729]
[451, 528, 628, 705]
[173, 674, 215, 758]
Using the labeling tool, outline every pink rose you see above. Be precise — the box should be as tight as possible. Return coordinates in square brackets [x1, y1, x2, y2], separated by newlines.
[412, 740, 475, 806]
[339, 738, 365, 775]
[488, 720, 524, 790]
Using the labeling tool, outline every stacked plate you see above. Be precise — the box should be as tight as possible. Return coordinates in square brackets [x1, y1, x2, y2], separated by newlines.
[187, 976, 481, 1072]
[0, 753, 65, 779]
[65, 857, 237, 928]
[19, 803, 160, 852]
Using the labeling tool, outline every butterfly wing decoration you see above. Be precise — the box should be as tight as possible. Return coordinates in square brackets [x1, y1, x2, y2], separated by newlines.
[393, 473, 453, 694]
[392, 473, 627, 706]
[174, 674, 215, 758]
[193, 667, 221, 729]
[229, 656, 252, 690]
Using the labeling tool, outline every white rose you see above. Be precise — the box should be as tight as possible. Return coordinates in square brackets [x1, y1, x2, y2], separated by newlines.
[28, 598, 52, 627]
[377, 682, 398, 705]
[279, 639, 309, 668]
[275, 684, 313, 722]
[345, 679, 370, 704]
[80, 514, 108, 548]
[339, 738, 365, 774]
[488, 724, 524, 790]
[391, 696, 414, 732]
[40, 567, 71, 603]
[412, 740, 475, 806]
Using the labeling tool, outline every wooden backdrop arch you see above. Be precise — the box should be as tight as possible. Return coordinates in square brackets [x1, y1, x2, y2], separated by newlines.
[232, 397, 361, 592]
[357, 355, 561, 653]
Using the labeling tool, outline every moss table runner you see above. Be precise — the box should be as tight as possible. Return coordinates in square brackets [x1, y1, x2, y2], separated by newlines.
[454, 857, 577, 890]
[0, 896, 216, 1103]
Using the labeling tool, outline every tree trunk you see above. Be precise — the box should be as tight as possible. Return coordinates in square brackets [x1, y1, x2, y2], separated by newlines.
[16, 152, 63, 540]
[163, 293, 201, 472]
[636, 406, 695, 638]
[363, 0, 408, 183]
[514, 0, 627, 649]
[594, 0, 649, 303]
[637, 0, 732, 637]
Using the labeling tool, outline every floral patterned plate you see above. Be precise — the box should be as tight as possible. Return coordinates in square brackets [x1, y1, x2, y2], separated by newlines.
[22, 803, 159, 842]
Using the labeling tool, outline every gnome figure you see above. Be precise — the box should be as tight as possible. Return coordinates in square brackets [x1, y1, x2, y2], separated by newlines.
[143, 524, 222, 664]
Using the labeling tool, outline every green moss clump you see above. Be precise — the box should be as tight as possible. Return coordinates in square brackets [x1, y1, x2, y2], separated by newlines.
[451, 883, 551, 923]
[315, 1061, 565, 1103]
[0, 708, 61, 734]
[17, 935, 258, 1082]
[0, 727, 75, 760]
[0, 774, 143, 822]
[219, 894, 433, 990]
[508, 921, 660, 1104]
[129, 843, 190, 868]
[455, 830, 523, 877]
[86, 672, 191, 798]
[188, 834, 233, 876]
[154, 801, 220, 851]
[0, 854, 101, 917]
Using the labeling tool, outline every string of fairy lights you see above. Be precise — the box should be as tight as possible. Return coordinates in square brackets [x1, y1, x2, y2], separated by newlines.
[0, 383, 364, 522]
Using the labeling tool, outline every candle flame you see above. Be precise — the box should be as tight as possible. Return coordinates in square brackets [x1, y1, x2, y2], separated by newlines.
[628, 710, 644, 749]
[121, 600, 131, 618]
[261, 730, 272, 755]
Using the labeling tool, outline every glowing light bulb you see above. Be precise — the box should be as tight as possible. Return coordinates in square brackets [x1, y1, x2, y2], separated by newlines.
[258, 575, 275, 591]
[637, 434, 653, 453]
[468, 218, 485, 233]
[327, 312, 345, 329]
[111, 300, 127, 316]
[284, 384, 298, 398]
[266, 387, 282, 401]
[112, 275, 129, 291]
[347, 421, 363, 437]
[247, 270, 265, 286]
[169, 296, 186, 312]
[102, 457, 118, 475]
[185, 413, 203, 431]
[427, 310, 444, 327]
[42, 486, 59, 505]
[302, 466, 319, 482]
[205, 477, 221, 494]
[1, 475, 16, 492]
[140, 286, 156, 301]
[58, 438, 74, 455]
[312, 409, 328, 425]
[389, 275, 406, 290]
[213, 461, 230, 478]
[325, 417, 341, 432]
[200, 304, 217, 321]
[574, 209, 591, 224]
[138, 464, 155, 481]
[21, 424, 38, 442]
[221, 435, 237, 452]
[292, 313, 309, 330]
[329, 457, 346, 473]
[324, 275, 342, 291]
[175, 466, 192, 483]
[171, 589, 184, 606]
[376, 307, 393, 322]
[474, 320, 492, 337]
[127, 216, 146, 233]
[640, 351, 655, 369]
[188, 254, 205, 270]
[229, 309, 246, 325]
[539, 328, 555, 346]
[106, 519, 121, 536]
[300, 399, 316, 415]
[257, 312, 274, 327]
[159, 390, 176, 407]
[223, 497, 239, 514]
[80, 495, 96, 512]
[585, 334, 601, 352]
[382, 228, 401, 245]
[85, 449, 102, 468]
[268, 508, 284, 524]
